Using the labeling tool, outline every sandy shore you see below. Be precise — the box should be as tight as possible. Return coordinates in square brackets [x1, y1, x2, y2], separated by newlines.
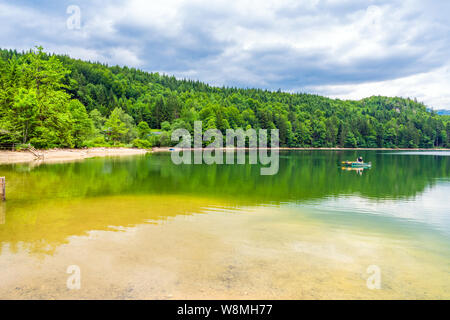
[0, 148, 148, 164]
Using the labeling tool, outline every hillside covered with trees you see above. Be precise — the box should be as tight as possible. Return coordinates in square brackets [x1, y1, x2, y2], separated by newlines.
[0, 47, 449, 149]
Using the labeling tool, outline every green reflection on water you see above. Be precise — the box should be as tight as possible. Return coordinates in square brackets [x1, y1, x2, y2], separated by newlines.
[0, 150, 448, 247]
[1, 150, 449, 204]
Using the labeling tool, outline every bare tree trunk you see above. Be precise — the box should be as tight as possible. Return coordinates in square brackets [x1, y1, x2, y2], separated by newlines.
[23, 121, 28, 144]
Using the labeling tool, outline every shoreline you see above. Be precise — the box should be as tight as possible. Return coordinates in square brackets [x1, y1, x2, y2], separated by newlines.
[151, 146, 450, 152]
[0, 146, 448, 164]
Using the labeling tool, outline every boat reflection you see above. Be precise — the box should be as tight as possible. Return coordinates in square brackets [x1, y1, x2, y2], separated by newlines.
[341, 166, 369, 175]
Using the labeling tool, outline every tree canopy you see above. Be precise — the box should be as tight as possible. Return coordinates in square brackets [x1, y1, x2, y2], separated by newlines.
[0, 47, 449, 149]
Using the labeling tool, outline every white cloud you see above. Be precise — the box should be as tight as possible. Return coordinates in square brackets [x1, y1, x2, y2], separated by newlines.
[0, 0, 449, 108]
[109, 47, 143, 67]
[308, 66, 450, 109]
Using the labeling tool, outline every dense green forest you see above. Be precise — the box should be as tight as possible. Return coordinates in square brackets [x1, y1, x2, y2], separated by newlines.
[0, 47, 449, 149]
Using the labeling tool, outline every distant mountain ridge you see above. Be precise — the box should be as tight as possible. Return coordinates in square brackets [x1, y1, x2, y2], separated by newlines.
[436, 109, 450, 116]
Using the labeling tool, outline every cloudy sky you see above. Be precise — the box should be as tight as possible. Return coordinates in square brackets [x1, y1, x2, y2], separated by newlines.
[1, 0, 449, 109]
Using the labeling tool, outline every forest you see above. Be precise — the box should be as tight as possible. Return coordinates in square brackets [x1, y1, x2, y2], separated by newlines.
[0, 47, 449, 150]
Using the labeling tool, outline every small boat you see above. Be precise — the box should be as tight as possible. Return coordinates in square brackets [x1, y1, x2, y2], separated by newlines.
[341, 161, 372, 168]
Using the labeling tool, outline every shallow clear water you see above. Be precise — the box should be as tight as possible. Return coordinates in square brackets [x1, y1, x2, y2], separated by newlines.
[0, 150, 449, 299]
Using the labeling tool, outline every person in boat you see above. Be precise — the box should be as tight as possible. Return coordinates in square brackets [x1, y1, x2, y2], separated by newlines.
[357, 156, 363, 163]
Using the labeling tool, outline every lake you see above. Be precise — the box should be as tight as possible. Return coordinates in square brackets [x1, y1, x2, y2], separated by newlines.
[0, 150, 449, 299]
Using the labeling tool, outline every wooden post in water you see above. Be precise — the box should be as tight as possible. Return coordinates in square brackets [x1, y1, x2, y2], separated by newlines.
[0, 177, 5, 201]
[0, 202, 4, 224]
